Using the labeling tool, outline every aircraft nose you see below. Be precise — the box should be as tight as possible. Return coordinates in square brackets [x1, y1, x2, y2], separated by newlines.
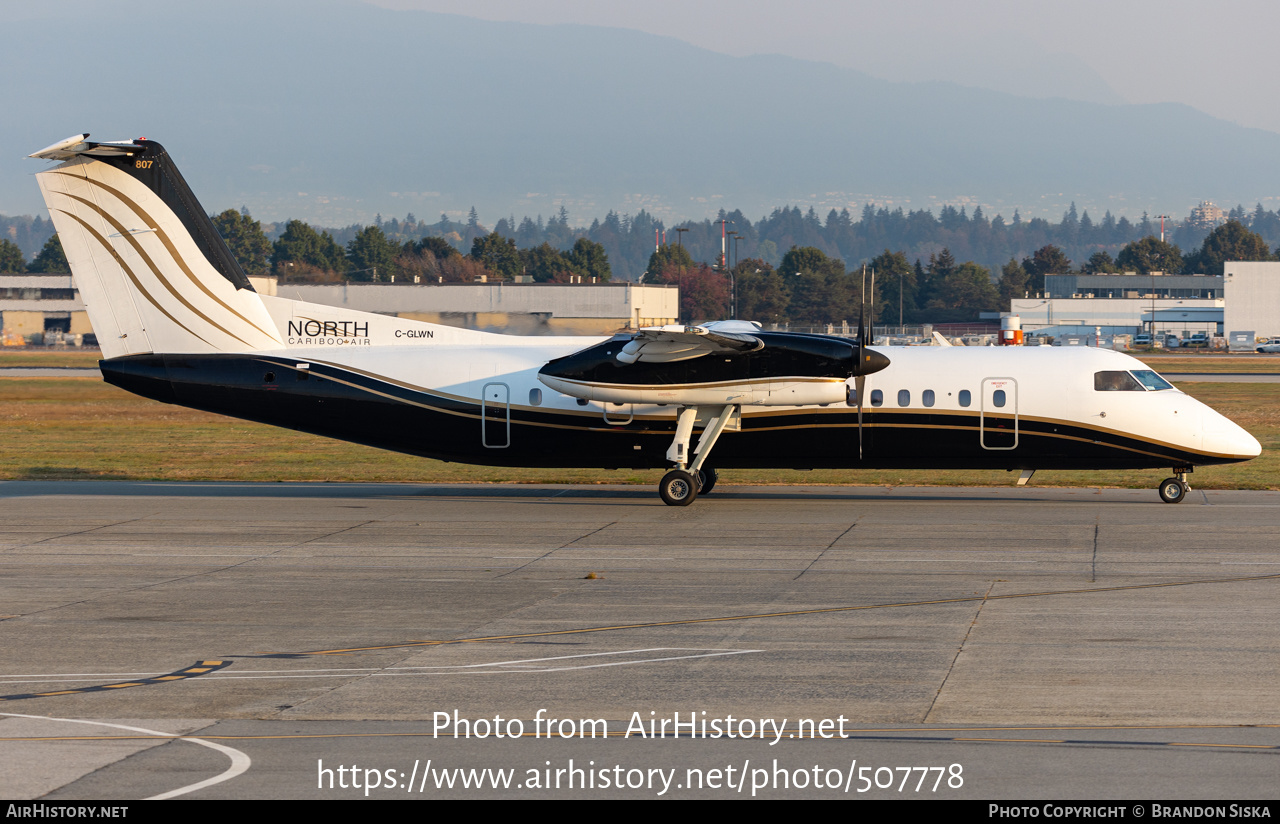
[1203, 409, 1262, 459]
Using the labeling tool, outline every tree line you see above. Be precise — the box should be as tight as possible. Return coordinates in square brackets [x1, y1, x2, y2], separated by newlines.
[0, 210, 613, 285]
[5, 201, 1278, 326]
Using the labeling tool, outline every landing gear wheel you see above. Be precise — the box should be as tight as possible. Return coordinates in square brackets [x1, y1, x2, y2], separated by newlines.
[696, 466, 718, 495]
[659, 470, 699, 506]
[1158, 477, 1187, 504]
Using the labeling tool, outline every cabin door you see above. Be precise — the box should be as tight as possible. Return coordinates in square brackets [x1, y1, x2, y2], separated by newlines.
[980, 377, 1018, 450]
[481, 382, 510, 448]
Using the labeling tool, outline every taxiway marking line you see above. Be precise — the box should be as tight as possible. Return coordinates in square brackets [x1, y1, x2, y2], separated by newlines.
[0, 712, 251, 800]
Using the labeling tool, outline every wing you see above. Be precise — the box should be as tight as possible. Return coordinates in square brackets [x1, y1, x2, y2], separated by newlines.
[616, 323, 765, 364]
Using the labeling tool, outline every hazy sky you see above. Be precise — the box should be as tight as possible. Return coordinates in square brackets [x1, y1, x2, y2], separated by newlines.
[374, 0, 1280, 135]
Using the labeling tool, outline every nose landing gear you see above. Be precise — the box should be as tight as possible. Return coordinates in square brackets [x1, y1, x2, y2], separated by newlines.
[1157, 467, 1193, 503]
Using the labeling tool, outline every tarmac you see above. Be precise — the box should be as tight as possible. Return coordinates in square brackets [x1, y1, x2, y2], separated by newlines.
[2, 481, 1278, 799]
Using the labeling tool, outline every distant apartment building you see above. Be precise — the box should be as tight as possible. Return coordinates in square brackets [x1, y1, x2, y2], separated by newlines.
[1187, 201, 1228, 230]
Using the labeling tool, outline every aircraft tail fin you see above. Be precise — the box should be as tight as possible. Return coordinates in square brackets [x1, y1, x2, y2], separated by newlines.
[30, 134, 283, 360]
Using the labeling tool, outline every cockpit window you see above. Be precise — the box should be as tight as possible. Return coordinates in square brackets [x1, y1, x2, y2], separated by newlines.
[1094, 371, 1144, 391]
[1130, 370, 1174, 391]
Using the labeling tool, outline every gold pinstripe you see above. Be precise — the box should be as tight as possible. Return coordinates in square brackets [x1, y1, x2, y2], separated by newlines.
[57, 191, 254, 347]
[739, 405, 1247, 460]
[55, 209, 216, 348]
[53, 170, 278, 343]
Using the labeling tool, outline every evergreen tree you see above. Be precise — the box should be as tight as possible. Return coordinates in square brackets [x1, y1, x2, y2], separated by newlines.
[346, 225, 400, 281]
[469, 232, 521, 281]
[926, 262, 999, 321]
[210, 209, 272, 277]
[1081, 250, 1119, 274]
[646, 244, 694, 277]
[1116, 236, 1184, 274]
[733, 260, 790, 325]
[780, 246, 853, 326]
[416, 236, 459, 260]
[26, 234, 69, 274]
[870, 250, 915, 325]
[1186, 220, 1273, 275]
[1021, 245, 1071, 291]
[999, 258, 1030, 302]
[522, 243, 577, 282]
[272, 219, 347, 276]
[0, 239, 26, 273]
[567, 238, 611, 281]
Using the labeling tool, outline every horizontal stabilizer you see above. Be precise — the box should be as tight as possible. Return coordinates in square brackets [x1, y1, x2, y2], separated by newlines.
[30, 134, 146, 160]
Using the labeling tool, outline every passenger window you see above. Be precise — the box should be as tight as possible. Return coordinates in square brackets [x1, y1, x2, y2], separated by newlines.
[1094, 371, 1143, 391]
[897, 389, 910, 407]
[958, 390, 971, 408]
[993, 390, 1006, 408]
[529, 388, 542, 406]
[870, 389, 883, 407]
[922, 389, 935, 408]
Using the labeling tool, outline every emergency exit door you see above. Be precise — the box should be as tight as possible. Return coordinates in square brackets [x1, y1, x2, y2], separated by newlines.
[481, 382, 510, 448]
[980, 377, 1018, 450]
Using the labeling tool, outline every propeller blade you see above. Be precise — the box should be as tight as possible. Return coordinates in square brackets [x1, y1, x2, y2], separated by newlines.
[856, 374, 865, 460]
[857, 266, 869, 347]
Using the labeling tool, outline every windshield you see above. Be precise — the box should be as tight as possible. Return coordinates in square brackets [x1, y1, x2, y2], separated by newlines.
[1131, 370, 1174, 391]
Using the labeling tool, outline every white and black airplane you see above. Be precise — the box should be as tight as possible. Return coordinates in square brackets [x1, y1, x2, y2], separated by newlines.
[30, 134, 1261, 505]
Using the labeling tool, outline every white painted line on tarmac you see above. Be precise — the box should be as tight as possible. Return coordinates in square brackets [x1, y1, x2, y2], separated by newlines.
[855, 559, 1041, 563]
[210, 648, 764, 678]
[1, 649, 764, 686]
[0, 712, 250, 800]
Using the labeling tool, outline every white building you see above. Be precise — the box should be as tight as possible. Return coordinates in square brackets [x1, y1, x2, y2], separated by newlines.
[1008, 296, 1223, 340]
[1224, 261, 1280, 340]
[257, 279, 677, 335]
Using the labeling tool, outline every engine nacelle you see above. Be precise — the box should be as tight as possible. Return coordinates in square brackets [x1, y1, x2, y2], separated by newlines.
[537, 331, 888, 407]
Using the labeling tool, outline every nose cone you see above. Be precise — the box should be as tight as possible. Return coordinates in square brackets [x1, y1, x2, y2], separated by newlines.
[1203, 409, 1262, 460]
[854, 346, 891, 376]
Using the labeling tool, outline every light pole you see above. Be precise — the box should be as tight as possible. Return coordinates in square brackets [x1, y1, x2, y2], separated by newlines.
[732, 235, 742, 322]
[897, 268, 904, 327]
[716, 218, 733, 272]
[1154, 215, 1171, 244]
[674, 227, 689, 247]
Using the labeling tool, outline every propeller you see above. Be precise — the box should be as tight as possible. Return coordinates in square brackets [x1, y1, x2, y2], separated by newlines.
[856, 267, 868, 459]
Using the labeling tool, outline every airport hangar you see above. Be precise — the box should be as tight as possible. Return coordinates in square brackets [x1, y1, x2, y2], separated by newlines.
[0, 277, 679, 344]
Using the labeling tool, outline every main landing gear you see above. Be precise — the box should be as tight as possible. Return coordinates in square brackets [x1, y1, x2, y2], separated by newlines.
[658, 405, 735, 506]
[1157, 467, 1193, 504]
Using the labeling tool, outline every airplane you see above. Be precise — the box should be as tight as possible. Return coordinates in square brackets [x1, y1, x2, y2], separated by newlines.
[29, 134, 1261, 506]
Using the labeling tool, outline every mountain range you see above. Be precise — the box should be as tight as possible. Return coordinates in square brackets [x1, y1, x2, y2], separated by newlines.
[3, 0, 1277, 225]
